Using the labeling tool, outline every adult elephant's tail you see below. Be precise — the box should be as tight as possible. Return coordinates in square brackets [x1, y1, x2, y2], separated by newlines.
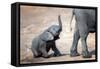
[69, 9, 75, 31]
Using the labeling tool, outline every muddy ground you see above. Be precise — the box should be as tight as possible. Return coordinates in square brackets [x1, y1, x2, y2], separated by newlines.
[20, 6, 96, 64]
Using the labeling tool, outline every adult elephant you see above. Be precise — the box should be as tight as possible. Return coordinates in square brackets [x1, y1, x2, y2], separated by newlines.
[70, 9, 96, 58]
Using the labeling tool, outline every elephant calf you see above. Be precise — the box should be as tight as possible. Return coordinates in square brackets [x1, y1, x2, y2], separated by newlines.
[31, 15, 62, 58]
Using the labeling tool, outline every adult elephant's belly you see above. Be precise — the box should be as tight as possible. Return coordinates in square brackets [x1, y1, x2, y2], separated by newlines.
[88, 24, 96, 33]
[87, 18, 96, 33]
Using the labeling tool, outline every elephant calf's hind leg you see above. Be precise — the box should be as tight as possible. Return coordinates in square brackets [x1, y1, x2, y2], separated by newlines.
[40, 46, 50, 58]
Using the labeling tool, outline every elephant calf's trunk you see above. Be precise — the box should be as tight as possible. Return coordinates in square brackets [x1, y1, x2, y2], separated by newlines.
[58, 15, 62, 31]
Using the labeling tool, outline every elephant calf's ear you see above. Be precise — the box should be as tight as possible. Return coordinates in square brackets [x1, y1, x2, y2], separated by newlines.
[40, 32, 54, 41]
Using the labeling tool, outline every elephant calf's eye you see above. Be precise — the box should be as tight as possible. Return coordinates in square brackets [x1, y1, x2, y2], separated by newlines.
[53, 28, 56, 30]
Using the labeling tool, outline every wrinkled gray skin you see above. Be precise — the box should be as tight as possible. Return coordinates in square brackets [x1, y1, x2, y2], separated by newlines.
[31, 15, 62, 58]
[70, 9, 96, 58]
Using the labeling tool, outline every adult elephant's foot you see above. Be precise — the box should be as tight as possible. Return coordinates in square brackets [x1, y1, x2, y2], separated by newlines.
[70, 50, 80, 57]
[82, 51, 92, 58]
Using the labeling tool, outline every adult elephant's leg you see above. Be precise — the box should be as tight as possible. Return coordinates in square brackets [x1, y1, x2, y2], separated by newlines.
[80, 33, 91, 58]
[78, 20, 91, 58]
[70, 24, 80, 57]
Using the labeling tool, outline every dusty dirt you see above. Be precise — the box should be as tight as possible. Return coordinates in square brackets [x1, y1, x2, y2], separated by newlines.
[20, 6, 96, 64]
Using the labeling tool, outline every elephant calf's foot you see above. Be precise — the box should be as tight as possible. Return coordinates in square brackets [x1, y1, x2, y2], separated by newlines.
[42, 55, 50, 58]
[82, 51, 92, 58]
[70, 51, 80, 57]
[53, 53, 62, 57]
[34, 54, 42, 58]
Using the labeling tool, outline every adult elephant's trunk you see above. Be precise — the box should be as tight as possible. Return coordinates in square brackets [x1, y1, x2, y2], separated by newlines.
[58, 15, 62, 31]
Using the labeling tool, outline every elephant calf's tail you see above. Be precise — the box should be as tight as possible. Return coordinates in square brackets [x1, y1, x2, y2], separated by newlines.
[69, 9, 75, 31]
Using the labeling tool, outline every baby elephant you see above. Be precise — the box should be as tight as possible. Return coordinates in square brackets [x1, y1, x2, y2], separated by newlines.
[31, 15, 62, 58]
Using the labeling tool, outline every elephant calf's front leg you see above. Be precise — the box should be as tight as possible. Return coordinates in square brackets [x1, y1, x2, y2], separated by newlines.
[52, 42, 61, 57]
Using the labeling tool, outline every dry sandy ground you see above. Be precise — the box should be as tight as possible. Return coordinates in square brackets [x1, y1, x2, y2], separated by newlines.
[20, 6, 96, 64]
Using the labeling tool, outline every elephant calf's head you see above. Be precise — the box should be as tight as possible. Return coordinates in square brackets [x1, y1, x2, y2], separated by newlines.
[48, 15, 62, 39]
[40, 15, 62, 41]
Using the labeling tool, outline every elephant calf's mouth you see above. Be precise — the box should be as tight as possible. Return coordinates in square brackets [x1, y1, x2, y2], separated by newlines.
[54, 35, 60, 40]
